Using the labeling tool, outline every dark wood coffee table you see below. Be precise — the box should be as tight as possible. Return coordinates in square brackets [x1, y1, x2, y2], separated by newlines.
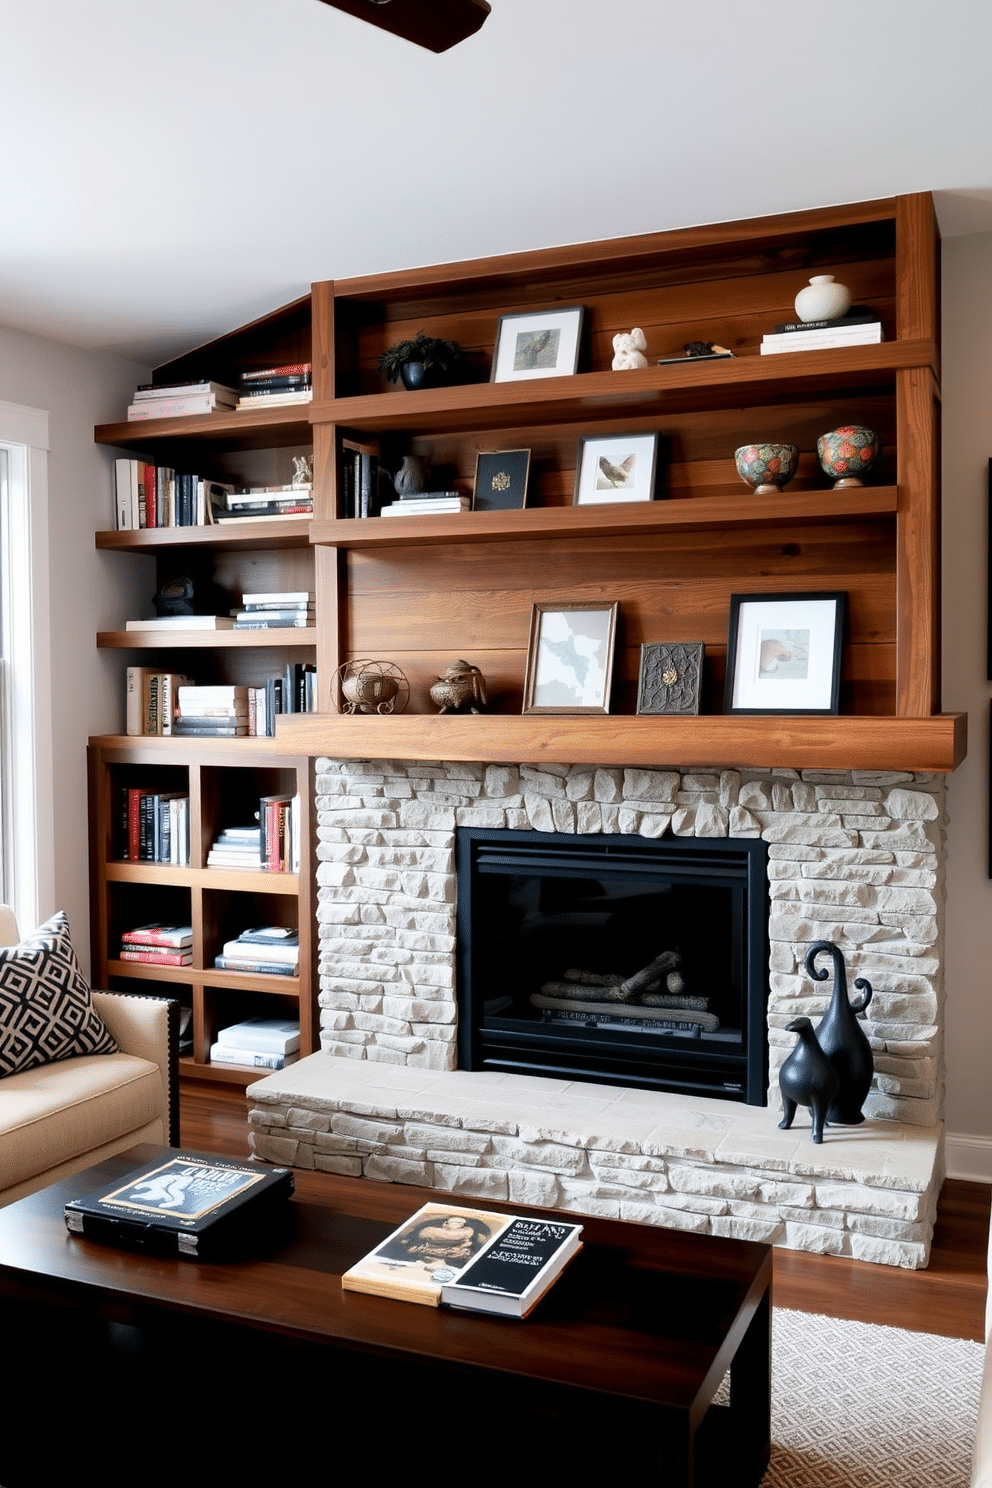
[0, 1146, 770, 1487]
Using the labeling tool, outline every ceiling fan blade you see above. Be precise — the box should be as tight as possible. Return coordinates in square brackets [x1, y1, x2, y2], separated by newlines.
[316, 0, 491, 53]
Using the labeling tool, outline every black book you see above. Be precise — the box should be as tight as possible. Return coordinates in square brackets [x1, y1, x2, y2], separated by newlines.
[64, 1151, 294, 1259]
[771, 309, 879, 334]
[440, 1216, 583, 1318]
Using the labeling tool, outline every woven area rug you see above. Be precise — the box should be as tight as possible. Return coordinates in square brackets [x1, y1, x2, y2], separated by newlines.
[755, 1309, 984, 1487]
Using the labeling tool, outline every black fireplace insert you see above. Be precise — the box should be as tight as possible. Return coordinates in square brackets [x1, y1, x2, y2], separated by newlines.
[456, 828, 769, 1104]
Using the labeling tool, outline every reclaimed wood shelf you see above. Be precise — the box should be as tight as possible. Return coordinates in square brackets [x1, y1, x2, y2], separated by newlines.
[94, 406, 312, 451]
[95, 521, 313, 553]
[273, 710, 967, 774]
[97, 627, 317, 650]
[310, 486, 900, 550]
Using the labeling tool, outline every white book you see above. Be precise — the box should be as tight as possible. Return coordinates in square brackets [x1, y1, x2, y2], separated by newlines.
[125, 615, 236, 631]
[760, 324, 884, 354]
[242, 590, 315, 606]
[115, 458, 134, 530]
[126, 393, 237, 420]
[132, 382, 238, 402]
[209, 1043, 291, 1070]
[216, 1016, 301, 1055]
[235, 390, 313, 408]
[221, 937, 299, 964]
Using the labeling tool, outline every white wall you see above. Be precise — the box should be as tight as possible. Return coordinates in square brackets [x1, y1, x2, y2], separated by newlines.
[0, 323, 150, 968]
[942, 231, 992, 1177]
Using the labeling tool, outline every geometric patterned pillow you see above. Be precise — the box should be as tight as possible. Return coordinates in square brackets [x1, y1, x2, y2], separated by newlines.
[0, 910, 117, 1077]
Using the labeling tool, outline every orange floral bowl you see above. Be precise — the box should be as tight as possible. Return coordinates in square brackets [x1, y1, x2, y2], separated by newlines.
[817, 426, 879, 488]
[734, 442, 799, 495]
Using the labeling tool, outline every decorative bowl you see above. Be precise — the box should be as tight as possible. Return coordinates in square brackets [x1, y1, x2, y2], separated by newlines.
[816, 426, 880, 488]
[734, 443, 800, 495]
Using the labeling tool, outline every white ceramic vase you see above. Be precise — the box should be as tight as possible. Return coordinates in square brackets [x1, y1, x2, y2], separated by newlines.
[794, 275, 851, 324]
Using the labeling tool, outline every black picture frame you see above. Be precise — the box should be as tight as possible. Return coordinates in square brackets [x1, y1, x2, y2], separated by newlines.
[724, 591, 846, 716]
[473, 449, 531, 511]
[637, 642, 705, 716]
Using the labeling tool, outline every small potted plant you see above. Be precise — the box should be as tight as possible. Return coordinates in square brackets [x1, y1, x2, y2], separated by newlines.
[377, 330, 465, 391]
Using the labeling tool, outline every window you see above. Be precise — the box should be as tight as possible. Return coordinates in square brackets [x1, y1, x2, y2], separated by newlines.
[0, 401, 52, 932]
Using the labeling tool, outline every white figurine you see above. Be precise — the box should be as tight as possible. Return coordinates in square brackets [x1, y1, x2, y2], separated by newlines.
[611, 327, 648, 370]
[292, 455, 313, 487]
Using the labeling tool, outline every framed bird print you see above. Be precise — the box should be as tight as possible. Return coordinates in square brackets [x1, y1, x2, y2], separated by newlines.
[724, 591, 846, 715]
[573, 431, 659, 505]
[491, 306, 584, 382]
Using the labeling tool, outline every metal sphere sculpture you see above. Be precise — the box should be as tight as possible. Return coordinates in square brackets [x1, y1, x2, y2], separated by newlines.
[333, 659, 410, 716]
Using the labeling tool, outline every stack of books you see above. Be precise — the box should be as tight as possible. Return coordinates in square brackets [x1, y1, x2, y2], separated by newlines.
[119, 923, 193, 968]
[236, 363, 312, 409]
[380, 492, 470, 517]
[114, 461, 233, 529]
[245, 665, 318, 736]
[173, 685, 248, 738]
[121, 792, 190, 863]
[214, 926, 299, 978]
[126, 668, 193, 736]
[214, 485, 314, 524]
[234, 591, 315, 630]
[126, 381, 239, 422]
[760, 310, 883, 355]
[209, 1015, 301, 1071]
[207, 825, 262, 869]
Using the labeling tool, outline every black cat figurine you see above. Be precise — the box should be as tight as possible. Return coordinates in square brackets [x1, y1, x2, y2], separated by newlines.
[778, 1016, 840, 1144]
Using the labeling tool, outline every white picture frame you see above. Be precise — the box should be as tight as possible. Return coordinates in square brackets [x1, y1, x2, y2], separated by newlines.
[491, 306, 584, 383]
[574, 431, 659, 505]
[523, 600, 619, 714]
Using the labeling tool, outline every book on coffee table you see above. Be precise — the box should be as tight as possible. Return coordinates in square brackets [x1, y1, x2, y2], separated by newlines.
[64, 1151, 294, 1259]
[342, 1201, 517, 1306]
[440, 1215, 583, 1318]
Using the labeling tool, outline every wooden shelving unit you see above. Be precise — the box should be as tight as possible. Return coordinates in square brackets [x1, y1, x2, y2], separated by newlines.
[89, 193, 960, 1098]
[88, 737, 316, 1086]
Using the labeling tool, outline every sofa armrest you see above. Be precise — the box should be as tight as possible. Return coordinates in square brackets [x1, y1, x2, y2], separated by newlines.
[92, 992, 180, 1147]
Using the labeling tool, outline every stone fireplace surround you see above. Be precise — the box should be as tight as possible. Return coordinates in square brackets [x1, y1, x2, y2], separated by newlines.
[247, 757, 946, 1267]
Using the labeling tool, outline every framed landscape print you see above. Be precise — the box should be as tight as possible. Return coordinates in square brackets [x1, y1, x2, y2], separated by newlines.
[523, 601, 619, 714]
[473, 449, 531, 511]
[637, 642, 704, 715]
[574, 431, 658, 505]
[491, 306, 584, 383]
[724, 592, 846, 715]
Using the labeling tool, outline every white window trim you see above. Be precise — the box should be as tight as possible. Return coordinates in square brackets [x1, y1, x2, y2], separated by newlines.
[0, 399, 53, 932]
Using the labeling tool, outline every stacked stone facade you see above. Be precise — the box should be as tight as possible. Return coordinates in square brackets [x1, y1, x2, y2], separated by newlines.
[313, 758, 946, 1126]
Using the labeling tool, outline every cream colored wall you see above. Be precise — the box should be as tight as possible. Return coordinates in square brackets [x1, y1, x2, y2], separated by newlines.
[941, 231, 992, 1176]
[0, 323, 150, 969]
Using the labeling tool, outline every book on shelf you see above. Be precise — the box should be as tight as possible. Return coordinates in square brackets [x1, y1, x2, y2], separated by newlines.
[124, 615, 236, 631]
[64, 1151, 294, 1259]
[259, 793, 298, 872]
[221, 927, 298, 968]
[126, 668, 194, 736]
[120, 924, 193, 949]
[127, 391, 238, 421]
[112, 462, 233, 530]
[242, 589, 315, 607]
[212, 954, 296, 977]
[341, 1202, 518, 1307]
[240, 363, 312, 382]
[233, 615, 315, 629]
[208, 1042, 296, 1070]
[133, 380, 239, 401]
[771, 309, 878, 334]
[122, 789, 189, 864]
[119, 947, 193, 967]
[215, 1014, 301, 1055]
[172, 721, 249, 737]
[214, 508, 312, 524]
[206, 825, 262, 868]
[232, 927, 298, 949]
[439, 1215, 583, 1318]
[760, 321, 883, 354]
[235, 389, 313, 409]
[177, 684, 248, 715]
[380, 497, 470, 516]
[237, 375, 311, 393]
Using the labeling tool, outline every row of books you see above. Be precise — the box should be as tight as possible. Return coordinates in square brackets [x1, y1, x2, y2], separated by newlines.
[113, 461, 313, 531]
[209, 1013, 301, 1071]
[124, 365, 312, 423]
[760, 308, 883, 356]
[207, 793, 301, 873]
[125, 668, 317, 737]
[121, 791, 190, 863]
[213, 925, 299, 978]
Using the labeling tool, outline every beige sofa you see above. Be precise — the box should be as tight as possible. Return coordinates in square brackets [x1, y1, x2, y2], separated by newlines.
[973, 1213, 992, 1487]
[0, 906, 178, 1206]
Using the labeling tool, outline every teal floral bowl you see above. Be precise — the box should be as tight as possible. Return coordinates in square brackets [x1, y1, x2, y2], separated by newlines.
[817, 426, 879, 487]
[734, 443, 799, 495]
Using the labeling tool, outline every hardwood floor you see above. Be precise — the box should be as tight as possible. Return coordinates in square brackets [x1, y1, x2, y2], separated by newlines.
[180, 1081, 990, 1343]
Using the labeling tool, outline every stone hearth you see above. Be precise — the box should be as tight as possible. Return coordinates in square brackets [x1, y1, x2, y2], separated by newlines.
[247, 758, 946, 1267]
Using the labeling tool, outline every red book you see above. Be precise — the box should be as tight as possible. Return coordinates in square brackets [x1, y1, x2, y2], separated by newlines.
[127, 788, 143, 861]
[143, 462, 156, 528]
[120, 923, 193, 949]
[119, 949, 193, 967]
[241, 363, 311, 382]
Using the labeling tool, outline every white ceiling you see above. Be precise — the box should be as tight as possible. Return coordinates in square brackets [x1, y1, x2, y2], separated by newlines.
[2, 0, 991, 366]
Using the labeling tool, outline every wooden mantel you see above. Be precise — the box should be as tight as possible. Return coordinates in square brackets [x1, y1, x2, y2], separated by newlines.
[274, 711, 967, 774]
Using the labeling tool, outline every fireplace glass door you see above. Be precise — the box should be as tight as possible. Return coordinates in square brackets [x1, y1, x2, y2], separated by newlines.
[456, 829, 769, 1104]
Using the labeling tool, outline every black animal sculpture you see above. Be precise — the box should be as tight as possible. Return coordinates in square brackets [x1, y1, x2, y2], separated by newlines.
[778, 1016, 840, 1144]
[806, 941, 874, 1125]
